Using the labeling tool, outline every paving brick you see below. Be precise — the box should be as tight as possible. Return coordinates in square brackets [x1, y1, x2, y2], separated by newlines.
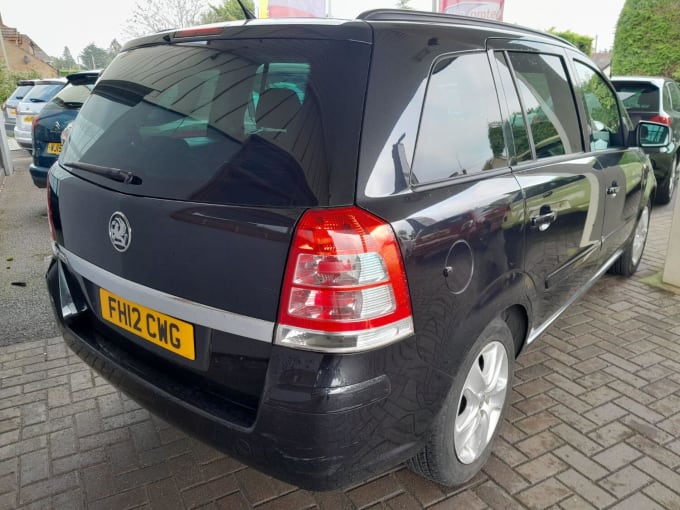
[642, 482, 680, 509]
[515, 454, 567, 484]
[146, 477, 183, 510]
[51, 448, 107, 476]
[596, 442, 647, 475]
[18, 472, 78, 505]
[49, 427, 77, 459]
[18, 449, 48, 486]
[346, 473, 403, 508]
[473, 481, 524, 510]
[215, 491, 251, 510]
[552, 445, 607, 481]
[483, 455, 529, 495]
[516, 478, 571, 510]
[393, 468, 446, 507]
[514, 411, 562, 436]
[51, 488, 85, 510]
[558, 494, 596, 510]
[551, 425, 602, 457]
[256, 490, 317, 510]
[600, 466, 652, 498]
[609, 492, 665, 510]
[87, 487, 147, 510]
[429, 491, 487, 510]
[555, 469, 615, 509]
[181, 475, 239, 508]
[515, 431, 563, 459]
[314, 491, 356, 510]
[588, 422, 635, 449]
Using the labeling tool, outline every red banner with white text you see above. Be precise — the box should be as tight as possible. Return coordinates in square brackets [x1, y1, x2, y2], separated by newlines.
[259, 0, 325, 18]
[438, 0, 504, 21]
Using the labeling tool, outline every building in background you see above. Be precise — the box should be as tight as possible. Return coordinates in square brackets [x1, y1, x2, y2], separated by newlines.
[437, 0, 504, 21]
[0, 14, 57, 77]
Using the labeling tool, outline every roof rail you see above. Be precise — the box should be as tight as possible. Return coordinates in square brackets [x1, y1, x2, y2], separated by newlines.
[356, 9, 569, 47]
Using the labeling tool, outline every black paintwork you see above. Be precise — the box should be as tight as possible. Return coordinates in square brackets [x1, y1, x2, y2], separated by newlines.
[46, 13, 657, 490]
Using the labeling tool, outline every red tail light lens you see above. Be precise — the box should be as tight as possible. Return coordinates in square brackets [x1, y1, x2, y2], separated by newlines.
[32, 115, 40, 131]
[650, 115, 672, 127]
[276, 207, 414, 352]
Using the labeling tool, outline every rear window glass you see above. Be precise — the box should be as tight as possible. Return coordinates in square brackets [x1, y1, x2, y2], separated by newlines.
[52, 84, 94, 109]
[613, 82, 660, 112]
[60, 40, 370, 207]
[23, 84, 64, 103]
[10, 85, 33, 101]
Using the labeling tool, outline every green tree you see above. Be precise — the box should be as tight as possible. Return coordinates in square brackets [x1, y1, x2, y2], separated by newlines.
[126, 0, 208, 37]
[612, 0, 680, 80]
[0, 64, 39, 103]
[201, 0, 255, 23]
[80, 43, 113, 70]
[547, 28, 593, 56]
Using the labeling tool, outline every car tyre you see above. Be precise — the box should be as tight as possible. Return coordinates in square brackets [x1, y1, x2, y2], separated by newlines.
[407, 317, 514, 486]
[656, 157, 679, 205]
[609, 204, 650, 276]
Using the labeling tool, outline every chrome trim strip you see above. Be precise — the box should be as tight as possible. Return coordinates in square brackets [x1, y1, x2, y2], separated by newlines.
[57, 247, 275, 343]
[526, 249, 623, 345]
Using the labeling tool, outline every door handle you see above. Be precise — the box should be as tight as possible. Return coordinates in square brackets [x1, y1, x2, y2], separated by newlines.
[531, 211, 557, 232]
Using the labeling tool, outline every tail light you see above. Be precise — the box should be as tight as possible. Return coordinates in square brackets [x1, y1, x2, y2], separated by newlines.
[1, 102, 5, 111]
[276, 206, 414, 352]
[650, 114, 672, 127]
[32, 115, 40, 131]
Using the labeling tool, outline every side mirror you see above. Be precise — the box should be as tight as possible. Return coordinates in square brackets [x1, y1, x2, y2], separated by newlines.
[637, 120, 670, 148]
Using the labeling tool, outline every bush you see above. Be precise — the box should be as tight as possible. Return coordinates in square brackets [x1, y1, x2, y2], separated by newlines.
[0, 64, 40, 104]
[612, 0, 680, 80]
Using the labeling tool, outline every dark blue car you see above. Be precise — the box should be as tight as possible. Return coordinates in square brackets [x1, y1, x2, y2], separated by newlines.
[29, 71, 100, 188]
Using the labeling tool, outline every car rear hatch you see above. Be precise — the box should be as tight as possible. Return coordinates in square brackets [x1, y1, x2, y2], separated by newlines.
[613, 80, 662, 124]
[49, 21, 372, 423]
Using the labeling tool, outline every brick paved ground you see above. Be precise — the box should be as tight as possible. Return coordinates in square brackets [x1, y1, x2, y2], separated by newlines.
[1, 162, 680, 509]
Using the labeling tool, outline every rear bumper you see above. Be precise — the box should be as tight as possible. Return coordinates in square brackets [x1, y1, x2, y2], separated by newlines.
[46, 256, 442, 490]
[29, 164, 48, 188]
[13, 126, 32, 149]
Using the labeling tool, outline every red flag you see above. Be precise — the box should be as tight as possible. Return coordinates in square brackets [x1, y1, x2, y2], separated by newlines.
[438, 0, 504, 21]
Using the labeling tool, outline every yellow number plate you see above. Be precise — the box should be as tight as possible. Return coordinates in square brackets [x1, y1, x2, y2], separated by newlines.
[8, 108, 16, 116]
[47, 142, 62, 155]
[22, 115, 34, 123]
[99, 288, 195, 360]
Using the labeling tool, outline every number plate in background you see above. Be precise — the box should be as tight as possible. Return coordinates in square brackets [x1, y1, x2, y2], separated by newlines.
[47, 142, 62, 155]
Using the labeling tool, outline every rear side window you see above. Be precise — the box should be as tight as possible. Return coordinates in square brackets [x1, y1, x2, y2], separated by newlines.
[613, 82, 660, 112]
[61, 40, 370, 207]
[411, 52, 507, 184]
[666, 82, 680, 112]
[507, 52, 582, 159]
[572, 61, 623, 151]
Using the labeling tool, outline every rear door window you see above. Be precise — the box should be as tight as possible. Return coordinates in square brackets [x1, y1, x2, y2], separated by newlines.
[506, 52, 582, 159]
[10, 85, 33, 101]
[60, 40, 370, 207]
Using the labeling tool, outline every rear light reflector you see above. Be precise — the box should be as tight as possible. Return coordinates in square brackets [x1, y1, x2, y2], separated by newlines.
[276, 207, 414, 353]
[46, 167, 56, 242]
[32, 115, 40, 131]
[650, 115, 672, 127]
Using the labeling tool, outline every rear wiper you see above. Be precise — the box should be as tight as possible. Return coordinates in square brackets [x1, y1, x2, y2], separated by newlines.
[61, 161, 142, 184]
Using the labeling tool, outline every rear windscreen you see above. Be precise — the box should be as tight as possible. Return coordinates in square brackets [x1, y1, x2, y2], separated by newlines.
[60, 39, 371, 207]
[24, 84, 64, 103]
[613, 82, 660, 112]
[10, 85, 33, 101]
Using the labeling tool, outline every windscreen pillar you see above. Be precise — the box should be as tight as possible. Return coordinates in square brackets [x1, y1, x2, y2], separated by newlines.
[663, 196, 680, 287]
[0, 122, 13, 176]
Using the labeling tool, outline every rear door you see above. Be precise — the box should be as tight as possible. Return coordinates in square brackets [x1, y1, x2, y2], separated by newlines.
[489, 42, 604, 328]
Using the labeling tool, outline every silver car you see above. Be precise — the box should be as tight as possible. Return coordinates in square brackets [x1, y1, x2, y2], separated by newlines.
[13, 78, 66, 150]
[2, 80, 35, 133]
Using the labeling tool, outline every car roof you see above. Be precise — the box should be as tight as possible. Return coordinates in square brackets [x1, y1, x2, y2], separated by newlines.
[30, 78, 68, 85]
[610, 76, 669, 88]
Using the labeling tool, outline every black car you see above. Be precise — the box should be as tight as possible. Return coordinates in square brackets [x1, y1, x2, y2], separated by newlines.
[29, 71, 100, 188]
[1, 80, 34, 133]
[45, 10, 666, 490]
[612, 76, 680, 204]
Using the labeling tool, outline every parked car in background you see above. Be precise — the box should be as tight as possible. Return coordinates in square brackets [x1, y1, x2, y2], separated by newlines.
[13, 78, 66, 151]
[2, 80, 35, 133]
[611, 76, 680, 204]
[46, 11, 666, 490]
[29, 71, 100, 188]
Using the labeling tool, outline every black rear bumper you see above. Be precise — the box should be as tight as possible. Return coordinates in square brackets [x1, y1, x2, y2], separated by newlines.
[47, 257, 445, 490]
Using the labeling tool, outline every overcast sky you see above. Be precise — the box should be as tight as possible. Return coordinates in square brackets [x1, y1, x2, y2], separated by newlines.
[0, 0, 624, 63]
